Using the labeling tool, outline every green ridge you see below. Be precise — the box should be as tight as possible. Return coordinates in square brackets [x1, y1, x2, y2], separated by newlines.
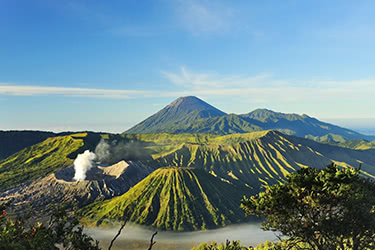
[0, 132, 102, 190]
[121, 131, 375, 190]
[79, 167, 251, 231]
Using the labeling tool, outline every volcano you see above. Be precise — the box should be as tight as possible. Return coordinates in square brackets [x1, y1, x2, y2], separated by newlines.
[0, 160, 154, 214]
[79, 167, 252, 231]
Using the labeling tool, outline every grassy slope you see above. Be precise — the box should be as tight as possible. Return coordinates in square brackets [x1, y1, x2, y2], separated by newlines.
[0, 132, 102, 190]
[80, 167, 251, 231]
[121, 131, 375, 191]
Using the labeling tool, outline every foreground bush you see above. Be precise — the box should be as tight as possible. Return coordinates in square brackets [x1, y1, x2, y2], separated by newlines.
[0, 203, 100, 250]
[242, 164, 375, 250]
[191, 240, 252, 250]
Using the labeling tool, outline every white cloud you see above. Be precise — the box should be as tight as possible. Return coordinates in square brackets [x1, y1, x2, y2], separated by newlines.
[0, 85, 151, 99]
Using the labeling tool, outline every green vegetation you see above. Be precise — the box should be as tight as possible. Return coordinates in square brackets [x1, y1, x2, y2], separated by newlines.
[0, 132, 102, 190]
[80, 167, 251, 231]
[190, 240, 310, 250]
[0, 203, 100, 250]
[125, 131, 375, 191]
[191, 240, 251, 250]
[3, 128, 375, 196]
[100, 131, 375, 193]
[241, 164, 375, 250]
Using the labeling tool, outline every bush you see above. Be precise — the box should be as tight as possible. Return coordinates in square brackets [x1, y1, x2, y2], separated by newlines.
[191, 240, 251, 250]
[0, 203, 100, 250]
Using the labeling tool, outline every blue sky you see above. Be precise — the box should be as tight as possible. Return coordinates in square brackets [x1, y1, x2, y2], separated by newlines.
[1, 0, 375, 133]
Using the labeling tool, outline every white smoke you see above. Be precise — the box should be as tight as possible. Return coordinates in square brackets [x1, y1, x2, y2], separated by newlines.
[73, 150, 97, 181]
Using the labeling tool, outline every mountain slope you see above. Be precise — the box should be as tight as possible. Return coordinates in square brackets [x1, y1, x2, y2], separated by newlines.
[80, 167, 251, 231]
[0, 132, 102, 190]
[126, 96, 227, 134]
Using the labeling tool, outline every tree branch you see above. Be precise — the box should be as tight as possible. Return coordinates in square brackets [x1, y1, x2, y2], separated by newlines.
[108, 219, 127, 250]
[147, 231, 158, 250]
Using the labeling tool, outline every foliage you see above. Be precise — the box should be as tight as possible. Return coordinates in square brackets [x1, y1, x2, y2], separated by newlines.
[79, 167, 251, 231]
[0, 203, 100, 250]
[241, 164, 375, 250]
[191, 240, 251, 250]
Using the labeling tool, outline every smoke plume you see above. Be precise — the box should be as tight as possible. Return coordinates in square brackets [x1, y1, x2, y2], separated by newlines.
[94, 139, 151, 164]
[73, 150, 97, 181]
[94, 139, 111, 162]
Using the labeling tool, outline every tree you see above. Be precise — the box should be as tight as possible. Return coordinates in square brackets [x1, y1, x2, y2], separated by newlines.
[0, 202, 158, 250]
[241, 164, 375, 250]
[0, 203, 100, 250]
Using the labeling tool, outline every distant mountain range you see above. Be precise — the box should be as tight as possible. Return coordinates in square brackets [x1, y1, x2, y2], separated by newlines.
[126, 96, 375, 143]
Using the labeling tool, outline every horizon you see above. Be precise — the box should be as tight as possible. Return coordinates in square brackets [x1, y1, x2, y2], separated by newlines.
[2, 1, 375, 133]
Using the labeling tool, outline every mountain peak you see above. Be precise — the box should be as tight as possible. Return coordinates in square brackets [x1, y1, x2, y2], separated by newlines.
[125, 96, 226, 134]
[166, 96, 225, 114]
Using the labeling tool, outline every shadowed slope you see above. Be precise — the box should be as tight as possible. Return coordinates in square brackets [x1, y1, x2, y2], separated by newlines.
[80, 167, 251, 231]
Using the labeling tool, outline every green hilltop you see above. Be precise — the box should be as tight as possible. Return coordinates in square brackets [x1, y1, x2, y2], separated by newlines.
[79, 167, 251, 231]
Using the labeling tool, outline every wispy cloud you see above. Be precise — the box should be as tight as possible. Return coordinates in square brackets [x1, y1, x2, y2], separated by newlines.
[175, 0, 233, 35]
[160, 67, 375, 117]
[2, 68, 375, 119]
[0, 85, 151, 99]
[161, 67, 273, 89]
